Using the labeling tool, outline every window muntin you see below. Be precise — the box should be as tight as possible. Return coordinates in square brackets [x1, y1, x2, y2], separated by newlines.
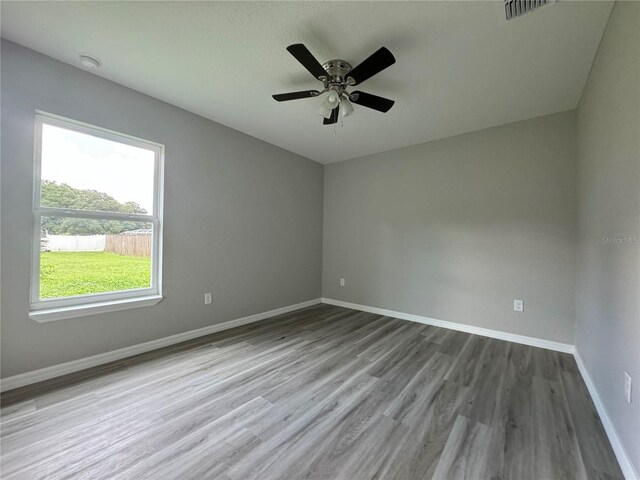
[31, 112, 163, 311]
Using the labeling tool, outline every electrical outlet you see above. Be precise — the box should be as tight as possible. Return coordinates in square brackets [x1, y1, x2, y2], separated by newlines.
[204, 293, 212, 305]
[624, 371, 632, 403]
[340, 278, 345, 287]
[514, 299, 524, 312]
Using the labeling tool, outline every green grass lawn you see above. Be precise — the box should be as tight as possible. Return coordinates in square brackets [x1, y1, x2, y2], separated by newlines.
[40, 251, 151, 299]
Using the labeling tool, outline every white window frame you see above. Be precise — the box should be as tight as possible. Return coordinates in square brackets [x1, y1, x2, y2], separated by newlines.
[29, 112, 164, 322]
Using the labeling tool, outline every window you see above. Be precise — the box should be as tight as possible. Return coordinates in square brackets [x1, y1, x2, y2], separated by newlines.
[30, 112, 164, 321]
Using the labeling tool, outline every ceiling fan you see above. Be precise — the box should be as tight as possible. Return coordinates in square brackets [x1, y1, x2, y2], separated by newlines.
[272, 43, 396, 125]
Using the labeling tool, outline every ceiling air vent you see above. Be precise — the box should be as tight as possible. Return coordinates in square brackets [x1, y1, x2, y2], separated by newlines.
[505, 0, 549, 20]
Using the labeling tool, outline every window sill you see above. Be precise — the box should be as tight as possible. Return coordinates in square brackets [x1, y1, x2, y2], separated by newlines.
[29, 295, 163, 323]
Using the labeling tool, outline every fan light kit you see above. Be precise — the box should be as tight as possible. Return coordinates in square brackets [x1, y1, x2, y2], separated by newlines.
[272, 43, 396, 126]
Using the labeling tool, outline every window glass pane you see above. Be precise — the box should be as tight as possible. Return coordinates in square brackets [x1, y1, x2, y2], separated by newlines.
[39, 217, 152, 299]
[40, 124, 155, 215]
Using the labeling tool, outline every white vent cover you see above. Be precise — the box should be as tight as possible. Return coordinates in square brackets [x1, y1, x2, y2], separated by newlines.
[505, 0, 549, 20]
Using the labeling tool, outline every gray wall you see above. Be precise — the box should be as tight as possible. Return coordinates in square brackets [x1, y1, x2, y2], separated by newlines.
[575, 1, 640, 474]
[0, 41, 323, 378]
[323, 111, 578, 343]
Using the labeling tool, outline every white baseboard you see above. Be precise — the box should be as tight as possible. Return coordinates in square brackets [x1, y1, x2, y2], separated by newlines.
[321, 298, 575, 353]
[574, 350, 639, 480]
[0, 298, 322, 393]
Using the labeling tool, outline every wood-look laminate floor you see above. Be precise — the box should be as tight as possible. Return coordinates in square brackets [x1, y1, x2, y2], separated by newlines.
[1, 304, 623, 480]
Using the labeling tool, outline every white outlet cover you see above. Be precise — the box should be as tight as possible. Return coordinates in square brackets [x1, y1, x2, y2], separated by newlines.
[624, 371, 632, 403]
[204, 293, 212, 305]
[514, 299, 524, 312]
[340, 278, 345, 287]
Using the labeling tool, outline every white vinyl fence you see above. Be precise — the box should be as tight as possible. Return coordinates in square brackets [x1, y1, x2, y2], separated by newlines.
[47, 235, 106, 252]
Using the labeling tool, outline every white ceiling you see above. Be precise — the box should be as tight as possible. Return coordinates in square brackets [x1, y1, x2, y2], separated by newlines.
[1, 1, 612, 164]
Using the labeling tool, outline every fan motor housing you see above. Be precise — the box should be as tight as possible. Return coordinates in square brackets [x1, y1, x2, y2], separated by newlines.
[322, 59, 353, 83]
